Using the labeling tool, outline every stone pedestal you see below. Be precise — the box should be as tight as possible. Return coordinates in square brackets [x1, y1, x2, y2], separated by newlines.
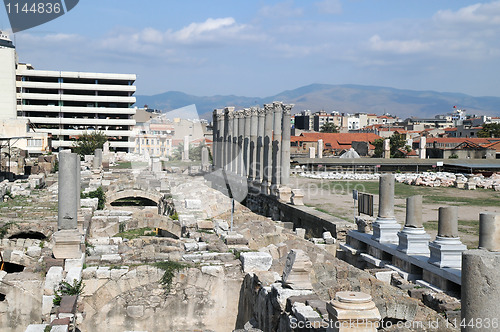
[93, 148, 102, 169]
[201, 147, 210, 172]
[282, 249, 313, 290]
[383, 139, 390, 159]
[277, 186, 292, 203]
[428, 236, 466, 268]
[372, 174, 400, 243]
[326, 292, 381, 332]
[461, 250, 500, 332]
[397, 195, 430, 254]
[397, 227, 431, 255]
[52, 230, 82, 259]
[309, 147, 316, 159]
[419, 136, 426, 159]
[291, 189, 304, 206]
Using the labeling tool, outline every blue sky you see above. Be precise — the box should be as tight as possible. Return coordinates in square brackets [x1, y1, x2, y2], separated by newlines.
[1, 0, 500, 97]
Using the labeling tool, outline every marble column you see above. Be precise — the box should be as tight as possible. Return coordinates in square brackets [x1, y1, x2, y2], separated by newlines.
[383, 139, 390, 159]
[255, 107, 265, 184]
[372, 174, 401, 243]
[231, 107, 238, 173]
[58, 152, 79, 230]
[317, 139, 324, 159]
[183, 135, 190, 161]
[237, 110, 245, 177]
[212, 109, 218, 169]
[428, 207, 466, 268]
[93, 148, 102, 170]
[261, 104, 274, 194]
[397, 195, 431, 254]
[479, 212, 500, 251]
[419, 136, 426, 159]
[280, 104, 292, 187]
[243, 108, 251, 178]
[462, 226, 500, 332]
[215, 109, 224, 170]
[248, 107, 258, 182]
[309, 147, 316, 159]
[271, 102, 282, 195]
[224, 107, 234, 171]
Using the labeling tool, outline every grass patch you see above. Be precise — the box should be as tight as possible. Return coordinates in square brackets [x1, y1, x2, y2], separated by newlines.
[325, 180, 500, 207]
[154, 261, 190, 292]
[111, 161, 149, 169]
[114, 227, 155, 240]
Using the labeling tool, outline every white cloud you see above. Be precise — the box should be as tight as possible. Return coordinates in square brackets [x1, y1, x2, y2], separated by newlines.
[434, 1, 500, 25]
[315, 0, 342, 15]
[173, 17, 239, 42]
[368, 34, 432, 54]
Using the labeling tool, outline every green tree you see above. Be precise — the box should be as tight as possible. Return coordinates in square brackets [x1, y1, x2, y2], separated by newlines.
[171, 142, 206, 161]
[72, 131, 107, 158]
[372, 132, 411, 158]
[320, 122, 339, 133]
[477, 123, 500, 138]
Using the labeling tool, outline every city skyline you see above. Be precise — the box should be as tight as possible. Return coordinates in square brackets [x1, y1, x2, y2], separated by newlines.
[1, 0, 500, 98]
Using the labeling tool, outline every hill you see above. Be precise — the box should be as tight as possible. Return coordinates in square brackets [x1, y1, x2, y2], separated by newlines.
[135, 84, 500, 120]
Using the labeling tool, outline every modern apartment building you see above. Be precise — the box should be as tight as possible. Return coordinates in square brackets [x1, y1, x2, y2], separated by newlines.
[1, 31, 137, 153]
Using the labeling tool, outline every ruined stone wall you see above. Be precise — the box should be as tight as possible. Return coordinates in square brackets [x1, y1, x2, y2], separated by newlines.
[80, 265, 243, 332]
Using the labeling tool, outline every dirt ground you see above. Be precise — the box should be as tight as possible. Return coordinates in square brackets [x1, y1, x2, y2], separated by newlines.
[290, 175, 500, 248]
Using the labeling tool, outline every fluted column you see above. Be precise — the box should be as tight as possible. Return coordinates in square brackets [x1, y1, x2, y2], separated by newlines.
[271, 102, 282, 195]
[215, 109, 224, 170]
[224, 107, 234, 171]
[261, 104, 274, 194]
[237, 110, 245, 177]
[280, 104, 292, 187]
[243, 108, 251, 177]
[248, 107, 259, 182]
[231, 107, 238, 173]
[212, 110, 218, 169]
[255, 107, 265, 183]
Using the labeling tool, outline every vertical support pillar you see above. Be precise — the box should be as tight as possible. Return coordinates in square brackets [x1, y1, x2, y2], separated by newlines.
[372, 174, 401, 243]
[243, 108, 251, 178]
[270, 102, 282, 196]
[462, 212, 500, 331]
[278, 103, 292, 202]
[58, 152, 78, 230]
[248, 107, 258, 183]
[215, 109, 224, 170]
[317, 139, 323, 159]
[212, 109, 218, 169]
[93, 148, 102, 170]
[183, 135, 190, 161]
[397, 195, 430, 254]
[419, 136, 426, 159]
[428, 207, 466, 268]
[261, 104, 273, 195]
[383, 139, 390, 159]
[237, 110, 245, 177]
[231, 107, 238, 174]
[255, 107, 265, 184]
[224, 107, 233, 171]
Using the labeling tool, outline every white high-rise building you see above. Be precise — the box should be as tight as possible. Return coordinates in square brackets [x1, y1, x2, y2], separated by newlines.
[0, 31, 17, 120]
[0, 31, 137, 153]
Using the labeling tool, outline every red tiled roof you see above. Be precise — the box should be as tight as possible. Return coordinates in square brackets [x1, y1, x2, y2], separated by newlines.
[444, 127, 458, 131]
[417, 137, 493, 145]
[291, 132, 381, 150]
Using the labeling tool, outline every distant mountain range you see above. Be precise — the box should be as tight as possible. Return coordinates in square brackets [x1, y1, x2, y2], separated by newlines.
[135, 84, 500, 120]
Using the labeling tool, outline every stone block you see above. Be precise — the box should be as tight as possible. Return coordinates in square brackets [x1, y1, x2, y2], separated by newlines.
[183, 242, 198, 252]
[101, 254, 122, 264]
[52, 230, 82, 259]
[184, 199, 202, 209]
[240, 252, 273, 273]
[65, 267, 82, 284]
[44, 266, 64, 295]
[26, 246, 42, 258]
[291, 189, 304, 206]
[282, 249, 313, 290]
[24, 325, 50, 332]
[58, 295, 77, 314]
[322, 231, 335, 244]
[96, 267, 111, 279]
[295, 228, 306, 239]
[110, 267, 129, 280]
[197, 220, 214, 230]
[42, 295, 55, 316]
[292, 303, 322, 326]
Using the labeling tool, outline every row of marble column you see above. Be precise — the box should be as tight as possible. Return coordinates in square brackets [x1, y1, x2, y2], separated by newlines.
[212, 102, 293, 196]
[368, 174, 500, 329]
[370, 174, 500, 269]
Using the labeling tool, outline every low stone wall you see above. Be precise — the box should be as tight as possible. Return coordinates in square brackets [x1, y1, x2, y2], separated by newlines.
[245, 192, 355, 242]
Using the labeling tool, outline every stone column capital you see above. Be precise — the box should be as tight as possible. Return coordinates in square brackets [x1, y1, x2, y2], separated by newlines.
[264, 103, 274, 113]
[257, 107, 266, 117]
[283, 104, 294, 115]
[243, 108, 252, 117]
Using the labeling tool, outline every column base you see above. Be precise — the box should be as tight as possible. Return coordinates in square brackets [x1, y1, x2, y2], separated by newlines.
[397, 227, 431, 255]
[270, 184, 279, 197]
[52, 230, 82, 259]
[428, 236, 467, 268]
[260, 181, 270, 195]
[371, 217, 401, 244]
[277, 186, 292, 203]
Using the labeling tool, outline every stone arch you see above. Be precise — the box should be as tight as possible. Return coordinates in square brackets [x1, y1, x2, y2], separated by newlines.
[106, 189, 162, 207]
[9, 231, 47, 240]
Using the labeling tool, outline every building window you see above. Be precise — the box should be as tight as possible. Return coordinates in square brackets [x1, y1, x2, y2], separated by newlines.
[27, 139, 43, 147]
